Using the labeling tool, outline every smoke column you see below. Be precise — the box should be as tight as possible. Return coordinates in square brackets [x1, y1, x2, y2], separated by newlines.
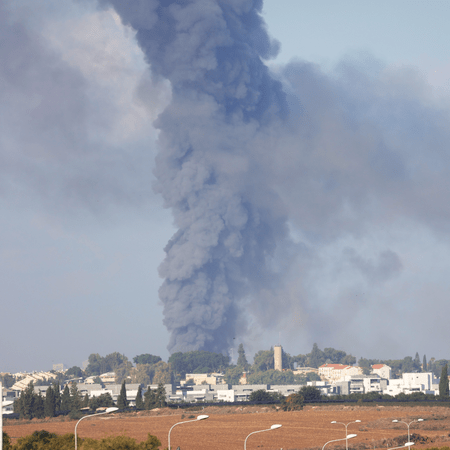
[101, 0, 291, 353]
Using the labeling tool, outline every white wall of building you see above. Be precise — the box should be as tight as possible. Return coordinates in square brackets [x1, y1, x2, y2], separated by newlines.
[217, 390, 235, 402]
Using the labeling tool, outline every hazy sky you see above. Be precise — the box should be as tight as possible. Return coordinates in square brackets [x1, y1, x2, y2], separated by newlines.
[2, 0, 450, 373]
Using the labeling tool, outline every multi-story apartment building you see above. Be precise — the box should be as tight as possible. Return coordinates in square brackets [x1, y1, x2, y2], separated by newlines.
[319, 364, 362, 382]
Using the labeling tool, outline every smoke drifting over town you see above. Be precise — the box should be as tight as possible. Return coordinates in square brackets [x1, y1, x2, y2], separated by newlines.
[97, 0, 450, 356]
[3, 0, 450, 370]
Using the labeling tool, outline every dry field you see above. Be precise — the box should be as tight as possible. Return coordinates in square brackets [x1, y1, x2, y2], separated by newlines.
[4, 404, 450, 450]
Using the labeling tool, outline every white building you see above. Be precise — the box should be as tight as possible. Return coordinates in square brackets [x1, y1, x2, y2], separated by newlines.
[319, 364, 362, 382]
[338, 374, 386, 395]
[217, 389, 235, 402]
[99, 372, 116, 384]
[11, 372, 57, 391]
[383, 372, 438, 396]
[181, 373, 225, 386]
[372, 364, 391, 379]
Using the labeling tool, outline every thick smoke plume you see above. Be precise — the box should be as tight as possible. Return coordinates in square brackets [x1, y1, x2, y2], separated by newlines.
[100, 0, 450, 358]
[102, 0, 291, 353]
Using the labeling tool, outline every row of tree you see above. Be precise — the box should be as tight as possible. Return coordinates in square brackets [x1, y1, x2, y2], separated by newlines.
[13, 381, 110, 420]
[13, 381, 168, 420]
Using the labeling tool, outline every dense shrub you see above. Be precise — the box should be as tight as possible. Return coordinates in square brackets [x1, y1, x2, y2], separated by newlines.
[3, 432, 12, 450]
[81, 434, 161, 449]
[283, 393, 304, 411]
[9, 430, 161, 450]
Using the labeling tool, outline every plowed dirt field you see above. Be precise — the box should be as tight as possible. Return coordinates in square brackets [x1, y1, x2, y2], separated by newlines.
[4, 404, 450, 450]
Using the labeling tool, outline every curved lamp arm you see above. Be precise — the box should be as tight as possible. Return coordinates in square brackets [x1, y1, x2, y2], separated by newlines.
[168, 415, 209, 450]
[75, 407, 118, 450]
[244, 424, 282, 450]
[322, 434, 357, 450]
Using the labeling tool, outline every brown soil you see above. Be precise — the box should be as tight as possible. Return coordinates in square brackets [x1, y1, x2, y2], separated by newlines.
[4, 404, 450, 450]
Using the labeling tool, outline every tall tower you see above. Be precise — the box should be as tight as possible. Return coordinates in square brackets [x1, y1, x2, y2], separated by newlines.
[274, 345, 282, 371]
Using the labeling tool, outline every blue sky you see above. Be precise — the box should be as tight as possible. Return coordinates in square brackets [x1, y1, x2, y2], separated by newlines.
[263, 0, 450, 78]
[2, 0, 450, 373]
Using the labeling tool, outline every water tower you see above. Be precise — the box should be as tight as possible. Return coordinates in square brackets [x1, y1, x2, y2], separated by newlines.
[274, 345, 282, 371]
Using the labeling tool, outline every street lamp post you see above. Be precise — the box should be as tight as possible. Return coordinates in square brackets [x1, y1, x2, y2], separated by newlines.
[331, 420, 361, 450]
[322, 433, 357, 450]
[168, 414, 209, 450]
[392, 419, 424, 443]
[74, 407, 118, 450]
[244, 424, 282, 450]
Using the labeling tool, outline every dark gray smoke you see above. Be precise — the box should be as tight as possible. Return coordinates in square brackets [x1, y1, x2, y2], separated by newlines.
[100, 0, 291, 353]
[98, 0, 450, 359]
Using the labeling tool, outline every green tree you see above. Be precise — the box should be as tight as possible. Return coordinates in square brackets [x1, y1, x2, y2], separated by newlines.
[305, 372, 321, 382]
[143, 383, 166, 409]
[2, 431, 12, 450]
[89, 393, 114, 411]
[84, 352, 132, 379]
[433, 359, 450, 378]
[53, 382, 61, 412]
[237, 344, 249, 370]
[69, 383, 82, 412]
[307, 343, 325, 368]
[133, 354, 162, 365]
[139, 433, 162, 450]
[44, 385, 56, 417]
[423, 354, 427, 372]
[153, 361, 172, 384]
[428, 357, 436, 376]
[299, 385, 322, 402]
[117, 380, 129, 409]
[323, 348, 346, 363]
[115, 363, 133, 384]
[247, 369, 295, 385]
[283, 392, 304, 411]
[414, 352, 421, 370]
[33, 393, 45, 419]
[61, 384, 71, 411]
[131, 364, 155, 385]
[252, 349, 274, 371]
[439, 365, 449, 398]
[14, 430, 57, 450]
[0, 374, 15, 389]
[82, 393, 90, 408]
[135, 385, 144, 410]
[249, 390, 274, 403]
[66, 366, 84, 378]
[291, 353, 307, 368]
[81, 433, 161, 450]
[155, 383, 166, 407]
[15, 382, 35, 419]
[144, 387, 157, 410]
[13, 431, 76, 450]
[359, 358, 380, 370]
[85, 353, 107, 376]
[224, 365, 244, 385]
[168, 350, 229, 376]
